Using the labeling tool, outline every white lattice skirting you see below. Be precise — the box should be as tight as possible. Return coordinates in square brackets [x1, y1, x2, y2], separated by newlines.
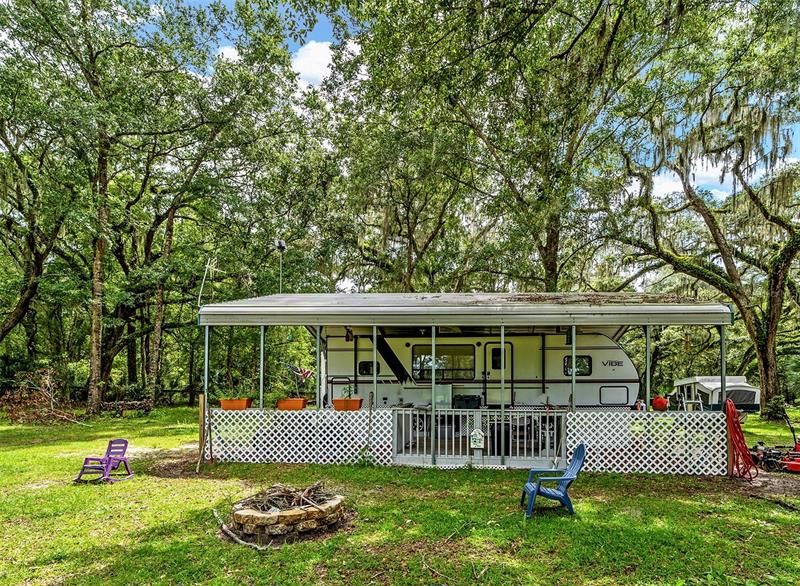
[567, 411, 727, 475]
[205, 408, 393, 466]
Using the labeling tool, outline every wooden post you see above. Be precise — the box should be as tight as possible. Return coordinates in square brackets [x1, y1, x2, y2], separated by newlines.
[727, 423, 734, 476]
[198, 393, 206, 460]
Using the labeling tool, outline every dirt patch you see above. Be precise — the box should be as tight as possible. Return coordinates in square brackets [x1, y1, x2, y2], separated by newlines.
[698, 471, 800, 512]
[744, 470, 800, 497]
[691, 471, 800, 500]
[132, 444, 200, 478]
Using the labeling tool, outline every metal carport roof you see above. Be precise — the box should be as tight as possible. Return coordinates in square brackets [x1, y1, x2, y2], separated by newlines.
[197, 293, 733, 327]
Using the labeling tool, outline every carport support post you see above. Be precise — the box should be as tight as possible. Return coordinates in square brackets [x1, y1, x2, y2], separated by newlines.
[203, 325, 210, 409]
[316, 326, 321, 408]
[645, 325, 651, 409]
[570, 325, 576, 412]
[501, 325, 506, 466]
[202, 325, 210, 460]
[431, 325, 436, 466]
[259, 325, 265, 408]
[372, 325, 378, 396]
[720, 323, 732, 474]
[719, 325, 727, 404]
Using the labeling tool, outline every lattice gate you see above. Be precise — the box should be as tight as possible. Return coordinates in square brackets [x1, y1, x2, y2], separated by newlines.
[204, 408, 393, 466]
[566, 411, 727, 475]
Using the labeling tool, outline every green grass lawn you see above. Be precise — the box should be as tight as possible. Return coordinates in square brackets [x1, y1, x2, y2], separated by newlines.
[1, 408, 798, 585]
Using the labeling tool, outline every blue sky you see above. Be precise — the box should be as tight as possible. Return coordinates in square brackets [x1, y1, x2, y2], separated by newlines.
[210, 3, 337, 88]
[286, 13, 334, 52]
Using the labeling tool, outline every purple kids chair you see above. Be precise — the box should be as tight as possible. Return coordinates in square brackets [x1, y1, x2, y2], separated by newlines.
[74, 439, 133, 483]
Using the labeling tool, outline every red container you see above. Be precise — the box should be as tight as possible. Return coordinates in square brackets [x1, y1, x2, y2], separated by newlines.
[220, 398, 249, 411]
[277, 398, 308, 410]
[651, 396, 669, 411]
[332, 398, 363, 411]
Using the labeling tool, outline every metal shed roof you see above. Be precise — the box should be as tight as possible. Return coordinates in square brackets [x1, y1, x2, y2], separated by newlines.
[197, 293, 732, 327]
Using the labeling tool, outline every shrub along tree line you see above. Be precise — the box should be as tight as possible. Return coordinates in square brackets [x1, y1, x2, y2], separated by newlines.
[0, 0, 798, 410]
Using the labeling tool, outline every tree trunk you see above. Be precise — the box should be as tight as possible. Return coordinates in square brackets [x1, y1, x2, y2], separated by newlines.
[753, 332, 781, 409]
[127, 321, 138, 387]
[538, 212, 561, 292]
[23, 308, 37, 362]
[0, 263, 42, 344]
[225, 326, 234, 388]
[732, 297, 780, 409]
[147, 207, 176, 402]
[87, 135, 110, 414]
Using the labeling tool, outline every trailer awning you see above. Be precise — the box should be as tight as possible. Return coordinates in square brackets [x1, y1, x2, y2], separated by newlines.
[197, 293, 733, 327]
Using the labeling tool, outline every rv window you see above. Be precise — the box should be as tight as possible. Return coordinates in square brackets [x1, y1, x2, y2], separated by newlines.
[358, 361, 380, 376]
[491, 347, 507, 370]
[412, 345, 474, 381]
[563, 355, 592, 376]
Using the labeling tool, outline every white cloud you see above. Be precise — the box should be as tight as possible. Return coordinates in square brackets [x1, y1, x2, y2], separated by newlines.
[291, 40, 332, 88]
[708, 188, 730, 199]
[651, 173, 683, 197]
[216, 45, 240, 62]
[646, 161, 733, 199]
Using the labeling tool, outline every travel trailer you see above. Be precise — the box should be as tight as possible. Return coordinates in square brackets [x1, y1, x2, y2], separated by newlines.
[671, 376, 761, 412]
[198, 293, 733, 470]
[324, 326, 640, 408]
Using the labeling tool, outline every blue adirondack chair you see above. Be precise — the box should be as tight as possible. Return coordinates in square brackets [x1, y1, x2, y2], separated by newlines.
[520, 443, 586, 517]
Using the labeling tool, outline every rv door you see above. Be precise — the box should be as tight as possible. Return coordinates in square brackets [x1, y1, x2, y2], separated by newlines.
[484, 342, 512, 406]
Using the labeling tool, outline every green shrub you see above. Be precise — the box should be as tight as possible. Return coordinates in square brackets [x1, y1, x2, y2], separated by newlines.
[760, 396, 787, 421]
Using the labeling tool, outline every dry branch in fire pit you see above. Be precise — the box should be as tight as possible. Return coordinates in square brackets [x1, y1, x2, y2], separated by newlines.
[236, 481, 336, 512]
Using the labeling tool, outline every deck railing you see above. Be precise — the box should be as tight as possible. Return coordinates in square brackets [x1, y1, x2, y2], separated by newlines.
[392, 407, 568, 468]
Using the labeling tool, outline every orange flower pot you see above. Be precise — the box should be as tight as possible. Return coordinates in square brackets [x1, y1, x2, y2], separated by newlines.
[332, 398, 363, 411]
[220, 398, 249, 411]
[277, 398, 308, 410]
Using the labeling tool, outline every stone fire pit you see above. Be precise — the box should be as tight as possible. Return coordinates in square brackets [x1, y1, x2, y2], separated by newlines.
[220, 482, 347, 546]
[231, 495, 344, 541]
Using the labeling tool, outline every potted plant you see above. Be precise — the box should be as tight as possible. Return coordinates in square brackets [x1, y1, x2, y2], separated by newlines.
[276, 368, 310, 410]
[332, 385, 363, 411]
[220, 395, 250, 410]
[651, 392, 669, 412]
[276, 396, 307, 410]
